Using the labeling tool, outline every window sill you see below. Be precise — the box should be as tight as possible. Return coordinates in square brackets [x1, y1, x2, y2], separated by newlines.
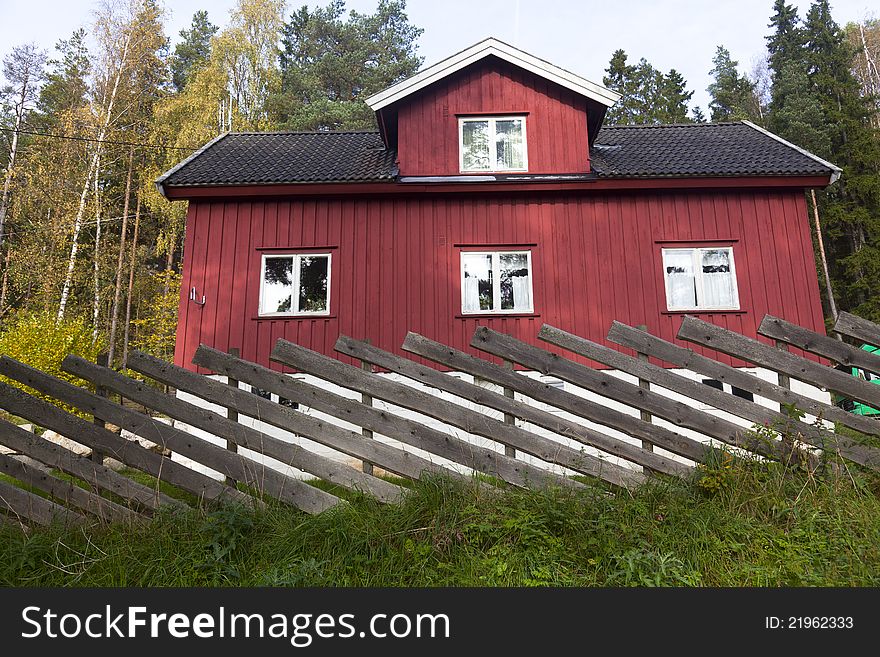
[252, 315, 336, 321]
[661, 309, 745, 315]
[456, 313, 541, 319]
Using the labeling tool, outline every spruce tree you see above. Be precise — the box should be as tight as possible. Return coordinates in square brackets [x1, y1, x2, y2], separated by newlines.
[170, 11, 218, 92]
[707, 46, 759, 122]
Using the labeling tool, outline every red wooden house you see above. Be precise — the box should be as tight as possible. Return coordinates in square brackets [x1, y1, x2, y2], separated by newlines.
[157, 38, 840, 374]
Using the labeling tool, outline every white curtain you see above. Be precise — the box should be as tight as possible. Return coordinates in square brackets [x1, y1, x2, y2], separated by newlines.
[701, 250, 735, 307]
[463, 277, 480, 312]
[664, 250, 696, 309]
[512, 275, 531, 311]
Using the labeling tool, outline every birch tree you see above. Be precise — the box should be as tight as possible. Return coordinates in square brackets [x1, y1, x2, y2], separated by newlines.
[0, 44, 46, 250]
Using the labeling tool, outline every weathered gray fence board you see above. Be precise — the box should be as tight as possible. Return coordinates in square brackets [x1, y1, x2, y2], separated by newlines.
[192, 347, 552, 491]
[0, 357, 320, 513]
[185, 347, 467, 485]
[271, 339, 637, 488]
[0, 479, 86, 527]
[540, 324, 878, 469]
[471, 327, 791, 462]
[120, 353, 405, 504]
[336, 334, 681, 478]
[402, 331, 712, 465]
[760, 315, 880, 376]
[61, 356, 349, 512]
[607, 320, 880, 438]
[678, 316, 880, 409]
[0, 380, 256, 508]
[0, 452, 139, 524]
[0, 416, 176, 511]
[834, 311, 880, 347]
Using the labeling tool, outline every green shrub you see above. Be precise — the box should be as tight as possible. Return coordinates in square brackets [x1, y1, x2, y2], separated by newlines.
[0, 311, 103, 417]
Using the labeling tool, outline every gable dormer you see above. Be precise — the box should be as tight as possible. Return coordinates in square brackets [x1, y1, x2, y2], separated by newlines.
[367, 38, 619, 178]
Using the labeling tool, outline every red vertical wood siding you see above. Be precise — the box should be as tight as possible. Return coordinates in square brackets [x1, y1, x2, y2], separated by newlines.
[394, 59, 591, 176]
[174, 188, 826, 373]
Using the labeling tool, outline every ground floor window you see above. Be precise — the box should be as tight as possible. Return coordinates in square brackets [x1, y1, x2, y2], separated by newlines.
[259, 253, 331, 316]
[662, 246, 739, 311]
[461, 250, 533, 314]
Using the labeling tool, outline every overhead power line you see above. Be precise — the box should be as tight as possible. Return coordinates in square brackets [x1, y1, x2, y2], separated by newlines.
[0, 126, 202, 151]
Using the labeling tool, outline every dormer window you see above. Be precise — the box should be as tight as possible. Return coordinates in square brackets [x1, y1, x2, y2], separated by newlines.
[459, 116, 527, 172]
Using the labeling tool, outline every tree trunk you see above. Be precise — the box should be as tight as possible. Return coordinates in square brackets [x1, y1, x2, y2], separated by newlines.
[92, 155, 102, 343]
[121, 189, 142, 370]
[810, 189, 839, 324]
[0, 74, 28, 250]
[107, 148, 134, 364]
[57, 34, 130, 322]
[0, 249, 10, 314]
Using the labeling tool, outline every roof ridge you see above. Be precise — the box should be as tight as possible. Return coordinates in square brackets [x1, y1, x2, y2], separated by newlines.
[600, 122, 746, 130]
[226, 129, 381, 136]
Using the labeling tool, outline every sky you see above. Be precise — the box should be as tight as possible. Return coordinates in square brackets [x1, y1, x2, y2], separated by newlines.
[0, 0, 876, 113]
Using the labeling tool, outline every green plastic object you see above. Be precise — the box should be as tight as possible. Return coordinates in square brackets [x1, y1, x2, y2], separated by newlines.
[832, 344, 880, 417]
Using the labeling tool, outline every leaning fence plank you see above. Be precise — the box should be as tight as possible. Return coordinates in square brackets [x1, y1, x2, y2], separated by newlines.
[199, 348, 581, 492]
[834, 311, 880, 347]
[145, 348, 463, 486]
[0, 380, 255, 508]
[472, 327, 791, 462]
[0, 453, 140, 524]
[0, 417, 176, 511]
[337, 335, 684, 478]
[402, 332, 712, 465]
[103, 355, 405, 504]
[60, 356, 346, 512]
[678, 315, 880, 410]
[0, 357, 308, 512]
[538, 325, 866, 468]
[193, 345, 540, 487]
[272, 339, 639, 489]
[606, 321, 880, 438]
[0, 479, 85, 527]
[759, 315, 880, 377]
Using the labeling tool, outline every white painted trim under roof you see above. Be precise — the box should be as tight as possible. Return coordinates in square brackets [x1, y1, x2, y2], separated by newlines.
[154, 132, 230, 198]
[366, 37, 621, 112]
[742, 120, 842, 184]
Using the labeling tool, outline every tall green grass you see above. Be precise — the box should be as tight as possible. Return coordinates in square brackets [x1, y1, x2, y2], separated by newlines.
[2, 452, 879, 587]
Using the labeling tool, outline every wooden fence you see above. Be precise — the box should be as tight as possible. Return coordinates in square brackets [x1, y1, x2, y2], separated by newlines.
[0, 311, 878, 527]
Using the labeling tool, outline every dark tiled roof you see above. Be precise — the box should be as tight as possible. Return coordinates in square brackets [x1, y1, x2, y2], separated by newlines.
[591, 122, 835, 178]
[158, 122, 837, 189]
[158, 131, 397, 186]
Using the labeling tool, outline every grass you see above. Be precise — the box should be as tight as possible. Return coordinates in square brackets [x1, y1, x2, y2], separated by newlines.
[2, 448, 880, 587]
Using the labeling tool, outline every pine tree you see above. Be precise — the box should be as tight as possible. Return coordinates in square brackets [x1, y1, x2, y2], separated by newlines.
[657, 69, 694, 123]
[801, 0, 880, 322]
[170, 11, 218, 92]
[707, 46, 759, 122]
[272, 0, 423, 130]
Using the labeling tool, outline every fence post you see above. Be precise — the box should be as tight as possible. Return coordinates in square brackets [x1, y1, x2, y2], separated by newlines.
[361, 341, 374, 476]
[635, 325, 655, 447]
[91, 352, 108, 464]
[502, 359, 516, 459]
[226, 347, 239, 486]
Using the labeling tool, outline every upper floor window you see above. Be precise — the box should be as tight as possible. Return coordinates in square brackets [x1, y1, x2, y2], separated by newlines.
[259, 253, 331, 316]
[459, 116, 527, 172]
[461, 250, 533, 314]
[662, 246, 739, 311]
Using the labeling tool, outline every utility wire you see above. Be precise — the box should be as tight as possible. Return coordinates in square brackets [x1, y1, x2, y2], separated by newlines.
[0, 126, 203, 151]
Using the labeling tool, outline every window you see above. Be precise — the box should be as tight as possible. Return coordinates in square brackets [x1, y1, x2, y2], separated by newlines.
[459, 116, 527, 172]
[461, 251, 533, 314]
[259, 253, 330, 316]
[662, 247, 739, 311]
[702, 378, 754, 402]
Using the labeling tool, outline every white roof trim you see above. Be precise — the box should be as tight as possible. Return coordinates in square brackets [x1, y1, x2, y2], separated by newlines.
[155, 132, 229, 198]
[742, 120, 842, 184]
[366, 37, 620, 112]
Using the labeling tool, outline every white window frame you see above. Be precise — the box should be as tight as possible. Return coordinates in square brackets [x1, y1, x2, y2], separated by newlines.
[460, 250, 534, 315]
[661, 246, 739, 312]
[458, 115, 528, 173]
[258, 252, 332, 317]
